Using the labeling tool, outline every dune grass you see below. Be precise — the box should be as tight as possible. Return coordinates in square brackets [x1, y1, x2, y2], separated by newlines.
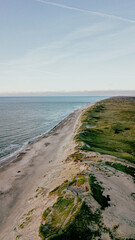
[39, 196, 103, 240]
[89, 175, 110, 210]
[76, 97, 135, 163]
[39, 195, 75, 239]
[105, 162, 135, 183]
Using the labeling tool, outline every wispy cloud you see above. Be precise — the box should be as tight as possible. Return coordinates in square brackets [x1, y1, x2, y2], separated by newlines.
[1, 22, 134, 71]
[36, 0, 135, 24]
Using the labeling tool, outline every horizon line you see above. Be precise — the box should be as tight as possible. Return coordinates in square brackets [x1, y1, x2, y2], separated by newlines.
[0, 90, 135, 97]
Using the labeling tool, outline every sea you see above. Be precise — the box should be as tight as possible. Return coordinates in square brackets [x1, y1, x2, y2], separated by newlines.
[0, 96, 107, 161]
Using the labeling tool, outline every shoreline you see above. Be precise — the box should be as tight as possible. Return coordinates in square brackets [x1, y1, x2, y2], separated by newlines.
[1, 97, 134, 239]
[0, 103, 91, 169]
[0, 102, 94, 239]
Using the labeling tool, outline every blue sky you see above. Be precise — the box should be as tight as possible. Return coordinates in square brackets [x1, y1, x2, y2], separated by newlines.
[0, 0, 135, 94]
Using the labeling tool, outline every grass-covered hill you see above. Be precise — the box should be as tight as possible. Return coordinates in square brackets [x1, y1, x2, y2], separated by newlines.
[76, 97, 135, 163]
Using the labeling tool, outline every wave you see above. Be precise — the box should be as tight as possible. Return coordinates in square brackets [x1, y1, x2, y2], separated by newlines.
[0, 144, 20, 155]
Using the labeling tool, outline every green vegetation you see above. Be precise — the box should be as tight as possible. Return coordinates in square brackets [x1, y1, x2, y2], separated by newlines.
[131, 192, 135, 200]
[39, 168, 131, 240]
[69, 152, 86, 161]
[68, 174, 87, 187]
[98, 159, 102, 163]
[39, 195, 75, 239]
[27, 209, 34, 216]
[76, 174, 87, 186]
[68, 177, 76, 186]
[89, 175, 110, 210]
[39, 196, 120, 240]
[39, 198, 104, 240]
[43, 208, 51, 219]
[35, 187, 44, 198]
[105, 162, 135, 182]
[49, 181, 69, 196]
[19, 216, 31, 229]
[39, 173, 114, 239]
[76, 97, 135, 163]
[50, 175, 87, 197]
[50, 203, 103, 240]
[16, 235, 22, 240]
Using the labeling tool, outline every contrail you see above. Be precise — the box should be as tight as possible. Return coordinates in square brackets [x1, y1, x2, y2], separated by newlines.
[36, 0, 135, 24]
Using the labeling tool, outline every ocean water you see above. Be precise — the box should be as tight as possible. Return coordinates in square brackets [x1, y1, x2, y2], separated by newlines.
[0, 96, 106, 161]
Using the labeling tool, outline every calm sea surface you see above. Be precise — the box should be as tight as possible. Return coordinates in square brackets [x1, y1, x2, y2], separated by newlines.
[0, 96, 107, 160]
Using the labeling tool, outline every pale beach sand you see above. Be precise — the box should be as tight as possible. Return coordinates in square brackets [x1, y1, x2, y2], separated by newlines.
[0, 103, 93, 240]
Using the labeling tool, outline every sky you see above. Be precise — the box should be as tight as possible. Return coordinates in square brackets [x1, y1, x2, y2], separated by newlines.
[0, 0, 135, 95]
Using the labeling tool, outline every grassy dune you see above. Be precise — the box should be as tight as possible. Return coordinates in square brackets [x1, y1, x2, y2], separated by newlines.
[76, 97, 135, 163]
[39, 97, 135, 240]
[39, 175, 113, 240]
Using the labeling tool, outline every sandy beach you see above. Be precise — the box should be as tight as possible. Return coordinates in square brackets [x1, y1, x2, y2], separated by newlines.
[0, 98, 135, 240]
[0, 103, 93, 240]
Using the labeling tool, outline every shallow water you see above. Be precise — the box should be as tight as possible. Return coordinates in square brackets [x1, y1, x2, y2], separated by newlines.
[0, 96, 106, 160]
